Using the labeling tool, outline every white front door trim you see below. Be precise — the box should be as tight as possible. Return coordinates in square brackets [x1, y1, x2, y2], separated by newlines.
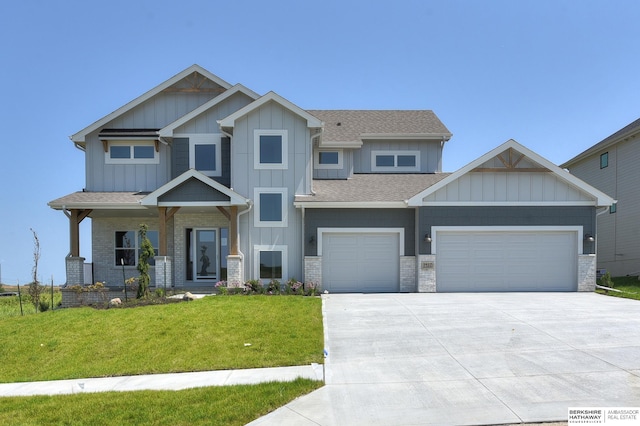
[317, 227, 405, 256]
[430, 225, 584, 255]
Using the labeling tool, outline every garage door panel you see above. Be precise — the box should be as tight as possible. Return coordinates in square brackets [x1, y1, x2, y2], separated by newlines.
[323, 233, 399, 293]
[437, 230, 577, 292]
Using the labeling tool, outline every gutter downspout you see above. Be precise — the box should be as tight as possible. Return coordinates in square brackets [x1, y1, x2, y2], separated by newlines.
[237, 200, 253, 282]
[309, 129, 322, 195]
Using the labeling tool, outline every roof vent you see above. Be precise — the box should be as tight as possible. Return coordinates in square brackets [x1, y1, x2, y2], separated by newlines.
[336, 122, 341, 126]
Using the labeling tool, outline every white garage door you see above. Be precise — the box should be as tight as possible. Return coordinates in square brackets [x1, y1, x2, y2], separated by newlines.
[322, 233, 399, 293]
[436, 230, 578, 292]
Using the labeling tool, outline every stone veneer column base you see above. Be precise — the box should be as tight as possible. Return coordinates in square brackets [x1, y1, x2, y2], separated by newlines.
[65, 256, 85, 286]
[154, 256, 173, 291]
[400, 256, 416, 292]
[578, 254, 597, 292]
[417, 255, 436, 293]
[304, 257, 322, 290]
[227, 255, 244, 287]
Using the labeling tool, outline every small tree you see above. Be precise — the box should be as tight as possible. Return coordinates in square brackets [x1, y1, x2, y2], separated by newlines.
[136, 224, 155, 299]
[28, 228, 45, 312]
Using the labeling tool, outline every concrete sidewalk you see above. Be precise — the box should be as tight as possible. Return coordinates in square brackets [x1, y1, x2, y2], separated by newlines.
[0, 364, 324, 397]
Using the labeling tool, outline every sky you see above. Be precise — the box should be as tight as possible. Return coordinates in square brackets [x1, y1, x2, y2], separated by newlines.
[1, 0, 639, 285]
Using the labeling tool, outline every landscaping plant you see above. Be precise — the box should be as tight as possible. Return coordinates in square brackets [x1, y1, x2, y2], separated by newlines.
[28, 229, 45, 313]
[136, 224, 155, 299]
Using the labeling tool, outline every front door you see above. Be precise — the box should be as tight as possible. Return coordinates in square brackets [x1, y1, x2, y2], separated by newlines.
[186, 228, 229, 282]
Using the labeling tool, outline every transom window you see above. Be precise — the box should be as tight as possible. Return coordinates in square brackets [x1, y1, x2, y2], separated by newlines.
[115, 230, 159, 266]
[371, 151, 420, 171]
[105, 141, 159, 164]
[185, 134, 222, 177]
[254, 130, 288, 169]
[600, 152, 609, 169]
[314, 149, 343, 169]
[254, 188, 288, 227]
[254, 245, 288, 281]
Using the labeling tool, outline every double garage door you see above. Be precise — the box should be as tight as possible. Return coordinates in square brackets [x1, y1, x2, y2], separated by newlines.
[320, 228, 578, 293]
[436, 230, 578, 292]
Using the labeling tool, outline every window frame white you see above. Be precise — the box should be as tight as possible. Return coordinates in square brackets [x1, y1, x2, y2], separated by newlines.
[105, 140, 159, 165]
[254, 129, 288, 170]
[183, 133, 222, 177]
[253, 244, 288, 281]
[254, 187, 288, 228]
[314, 149, 343, 169]
[371, 150, 420, 172]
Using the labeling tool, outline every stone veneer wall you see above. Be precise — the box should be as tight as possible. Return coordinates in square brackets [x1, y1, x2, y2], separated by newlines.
[417, 254, 436, 292]
[65, 257, 85, 286]
[227, 255, 243, 286]
[578, 254, 597, 292]
[400, 256, 416, 292]
[154, 256, 173, 290]
[304, 257, 322, 290]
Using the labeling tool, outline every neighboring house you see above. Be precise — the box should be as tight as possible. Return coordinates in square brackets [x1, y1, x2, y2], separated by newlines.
[561, 118, 640, 277]
[49, 65, 614, 293]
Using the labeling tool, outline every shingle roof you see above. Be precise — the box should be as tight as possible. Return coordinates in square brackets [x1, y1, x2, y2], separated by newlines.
[48, 192, 148, 209]
[561, 117, 640, 168]
[307, 110, 452, 145]
[294, 174, 451, 204]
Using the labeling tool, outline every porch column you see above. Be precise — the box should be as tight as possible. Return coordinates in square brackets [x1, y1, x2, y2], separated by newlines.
[226, 205, 243, 286]
[158, 206, 179, 256]
[68, 209, 91, 257]
[229, 205, 238, 255]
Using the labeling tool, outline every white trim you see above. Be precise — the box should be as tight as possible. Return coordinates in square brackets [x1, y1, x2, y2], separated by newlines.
[314, 149, 343, 169]
[159, 84, 259, 137]
[179, 133, 222, 177]
[294, 201, 407, 208]
[407, 139, 616, 207]
[361, 133, 452, 140]
[254, 187, 288, 227]
[253, 244, 288, 281]
[420, 201, 597, 207]
[254, 130, 288, 170]
[141, 169, 249, 206]
[104, 140, 159, 164]
[218, 91, 323, 129]
[317, 227, 405, 256]
[430, 225, 584, 255]
[371, 150, 420, 172]
[72, 65, 232, 143]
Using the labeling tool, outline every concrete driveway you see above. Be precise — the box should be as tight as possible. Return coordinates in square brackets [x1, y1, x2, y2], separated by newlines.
[250, 293, 640, 425]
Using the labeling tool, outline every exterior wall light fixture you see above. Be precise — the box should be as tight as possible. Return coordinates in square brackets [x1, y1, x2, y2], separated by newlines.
[309, 235, 315, 245]
[584, 234, 595, 242]
[424, 233, 432, 243]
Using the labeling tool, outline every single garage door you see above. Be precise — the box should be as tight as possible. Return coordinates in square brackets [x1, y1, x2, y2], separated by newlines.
[322, 232, 399, 292]
[436, 230, 578, 292]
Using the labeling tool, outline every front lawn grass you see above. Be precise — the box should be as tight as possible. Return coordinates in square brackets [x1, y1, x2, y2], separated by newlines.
[0, 378, 322, 426]
[596, 275, 640, 301]
[0, 296, 324, 382]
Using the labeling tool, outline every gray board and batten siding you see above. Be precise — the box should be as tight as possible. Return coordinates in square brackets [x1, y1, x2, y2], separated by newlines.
[418, 205, 596, 255]
[304, 208, 416, 257]
[171, 137, 231, 187]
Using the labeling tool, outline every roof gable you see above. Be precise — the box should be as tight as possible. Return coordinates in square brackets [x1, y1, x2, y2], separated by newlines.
[408, 139, 615, 207]
[218, 91, 323, 130]
[159, 84, 259, 137]
[141, 169, 248, 206]
[71, 65, 232, 144]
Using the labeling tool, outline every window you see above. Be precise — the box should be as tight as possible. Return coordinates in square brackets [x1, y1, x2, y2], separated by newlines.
[600, 152, 609, 169]
[187, 134, 222, 177]
[115, 230, 159, 266]
[314, 149, 343, 169]
[254, 188, 288, 227]
[610, 202, 617, 214]
[105, 141, 159, 164]
[254, 130, 288, 169]
[371, 151, 420, 171]
[254, 245, 288, 280]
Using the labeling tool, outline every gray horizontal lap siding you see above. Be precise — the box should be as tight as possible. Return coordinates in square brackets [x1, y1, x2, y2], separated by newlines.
[418, 206, 596, 255]
[305, 208, 416, 256]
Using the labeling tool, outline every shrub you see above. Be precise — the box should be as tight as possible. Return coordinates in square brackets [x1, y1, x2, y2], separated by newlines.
[39, 299, 50, 312]
[600, 271, 614, 288]
[266, 279, 281, 294]
[244, 279, 263, 295]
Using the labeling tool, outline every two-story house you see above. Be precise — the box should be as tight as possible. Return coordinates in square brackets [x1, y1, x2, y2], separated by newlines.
[49, 65, 614, 293]
[561, 118, 639, 277]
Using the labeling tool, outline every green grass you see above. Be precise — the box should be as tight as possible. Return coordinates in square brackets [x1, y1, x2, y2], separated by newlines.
[0, 286, 62, 318]
[596, 275, 640, 300]
[0, 295, 324, 382]
[0, 378, 323, 426]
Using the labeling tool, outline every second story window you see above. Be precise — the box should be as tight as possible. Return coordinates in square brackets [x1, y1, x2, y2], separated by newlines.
[254, 188, 288, 227]
[371, 151, 420, 172]
[105, 141, 159, 164]
[314, 149, 343, 169]
[188, 134, 222, 177]
[254, 130, 288, 169]
[610, 202, 617, 214]
[600, 152, 609, 169]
